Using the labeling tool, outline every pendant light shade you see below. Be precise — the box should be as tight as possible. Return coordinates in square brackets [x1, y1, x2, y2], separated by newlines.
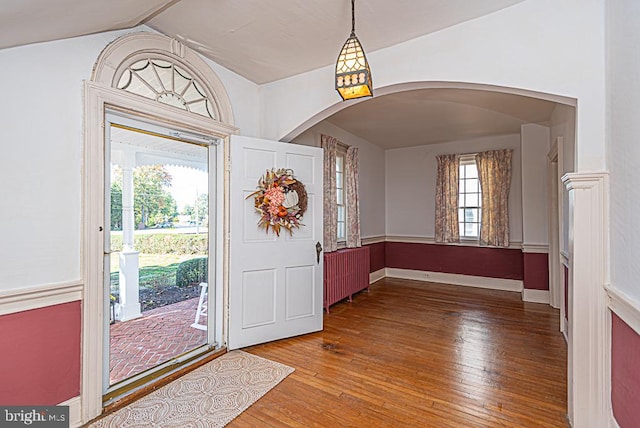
[335, 0, 373, 101]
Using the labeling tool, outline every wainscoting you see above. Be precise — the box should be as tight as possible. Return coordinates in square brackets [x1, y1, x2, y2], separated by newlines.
[608, 286, 640, 427]
[0, 300, 81, 405]
[363, 238, 550, 303]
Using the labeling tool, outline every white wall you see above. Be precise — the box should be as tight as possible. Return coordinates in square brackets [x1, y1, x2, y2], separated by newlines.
[200, 57, 260, 138]
[607, 0, 640, 301]
[0, 27, 260, 291]
[260, 0, 605, 173]
[385, 134, 523, 242]
[292, 121, 385, 239]
[521, 124, 550, 246]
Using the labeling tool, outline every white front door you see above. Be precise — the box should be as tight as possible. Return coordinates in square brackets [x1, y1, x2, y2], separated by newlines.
[229, 136, 323, 349]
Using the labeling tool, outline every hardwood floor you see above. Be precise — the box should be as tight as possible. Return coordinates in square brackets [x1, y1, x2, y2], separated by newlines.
[232, 278, 568, 427]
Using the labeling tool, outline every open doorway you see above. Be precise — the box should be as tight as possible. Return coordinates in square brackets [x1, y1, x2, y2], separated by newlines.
[102, 112, 220, 403]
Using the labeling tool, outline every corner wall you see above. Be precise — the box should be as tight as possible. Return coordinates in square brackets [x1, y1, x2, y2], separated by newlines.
[607, 0, 640, 426]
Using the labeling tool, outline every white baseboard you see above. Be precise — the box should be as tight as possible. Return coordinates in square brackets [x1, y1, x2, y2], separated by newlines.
[59, 396, 81, 428]
[385, 268, 523, 292]
[522, 289, 550, 304]
[0, 280, 83, 316]
[369, 269, 385, 284]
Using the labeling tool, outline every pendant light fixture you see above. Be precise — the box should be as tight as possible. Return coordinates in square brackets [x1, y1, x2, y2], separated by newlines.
[335, 0, 373, 101]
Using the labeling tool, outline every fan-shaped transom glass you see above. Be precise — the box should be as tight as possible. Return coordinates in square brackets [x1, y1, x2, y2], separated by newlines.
[117, 58, 216, 119]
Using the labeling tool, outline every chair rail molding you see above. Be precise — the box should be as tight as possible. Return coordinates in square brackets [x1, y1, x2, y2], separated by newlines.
[521, 243, 549, 253]
[562, 171, 610, 428]
[606, 284, 640, 336]
[0, 280, 82, 316]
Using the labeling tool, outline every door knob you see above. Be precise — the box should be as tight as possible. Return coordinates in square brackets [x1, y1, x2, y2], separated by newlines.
[316, 242, 323, 264]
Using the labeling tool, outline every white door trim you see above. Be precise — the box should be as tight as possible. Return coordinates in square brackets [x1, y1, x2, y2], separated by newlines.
[547, 139, 561, 309]
[82, 81, 237, 423]
[562, 171, 610, 428]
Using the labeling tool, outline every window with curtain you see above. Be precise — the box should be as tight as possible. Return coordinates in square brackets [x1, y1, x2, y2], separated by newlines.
[336, 147, 347, 242]
[459, 155, 482, 239]
[436, 149, 512, 247]
[321, 134, 361, 251]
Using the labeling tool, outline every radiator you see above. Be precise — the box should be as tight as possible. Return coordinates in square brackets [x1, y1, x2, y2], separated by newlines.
[324, 246, 370, 312]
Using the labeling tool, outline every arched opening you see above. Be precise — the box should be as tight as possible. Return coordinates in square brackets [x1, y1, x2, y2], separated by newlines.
[289, 80, 576, 315]
[286, 81, 576, 421]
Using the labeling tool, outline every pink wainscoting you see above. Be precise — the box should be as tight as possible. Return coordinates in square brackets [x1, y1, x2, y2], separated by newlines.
[612, 313, 640, 428]
[523, 252, 549, 290]
[0, 301, 81, 405]
[366, 242, 386, 273]
[385, 242, 524, 280]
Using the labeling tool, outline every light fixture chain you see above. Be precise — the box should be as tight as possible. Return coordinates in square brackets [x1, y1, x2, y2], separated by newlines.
[351, 0, 356, 35]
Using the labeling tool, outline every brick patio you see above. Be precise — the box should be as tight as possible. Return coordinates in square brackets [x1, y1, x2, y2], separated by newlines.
[109, 297, 207, 385]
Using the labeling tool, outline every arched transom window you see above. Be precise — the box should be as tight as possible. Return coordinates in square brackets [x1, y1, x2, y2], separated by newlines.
[117, 58, 216, 120]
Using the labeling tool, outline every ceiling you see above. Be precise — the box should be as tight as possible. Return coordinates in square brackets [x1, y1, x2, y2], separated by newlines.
[1, 0, 562, 148]
[1, 0, 527, 84]
[326, 89, 558, 149]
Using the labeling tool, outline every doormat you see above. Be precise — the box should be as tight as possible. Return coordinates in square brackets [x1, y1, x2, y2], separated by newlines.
[90, 350, 294, 427]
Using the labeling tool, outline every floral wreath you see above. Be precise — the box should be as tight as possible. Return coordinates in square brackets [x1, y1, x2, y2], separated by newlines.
[247, 168, 308, 236]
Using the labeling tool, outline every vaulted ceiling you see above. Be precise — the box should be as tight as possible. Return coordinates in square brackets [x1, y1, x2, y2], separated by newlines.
[1, 0, 562, 148]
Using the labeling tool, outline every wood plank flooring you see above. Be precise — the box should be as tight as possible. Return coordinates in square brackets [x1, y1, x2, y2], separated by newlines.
[232, 278, 568, 427]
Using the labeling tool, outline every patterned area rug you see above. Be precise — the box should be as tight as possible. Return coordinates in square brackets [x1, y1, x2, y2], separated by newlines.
[91, 350, 294, 427]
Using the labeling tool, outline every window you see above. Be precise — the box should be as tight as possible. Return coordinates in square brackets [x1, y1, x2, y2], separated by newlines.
[459, 156, 481, 239]
[336, 149, 346, 241]
[117, 58, 217, 119]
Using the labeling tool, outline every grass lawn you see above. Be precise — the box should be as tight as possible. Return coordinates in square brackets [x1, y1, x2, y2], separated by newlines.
[110, 253, 205, 291]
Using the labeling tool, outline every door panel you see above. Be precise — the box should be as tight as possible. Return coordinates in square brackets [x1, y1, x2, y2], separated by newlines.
[229, 135, 323, 349]
[285, 265, 315, 320]
[242, 269, 277, 328]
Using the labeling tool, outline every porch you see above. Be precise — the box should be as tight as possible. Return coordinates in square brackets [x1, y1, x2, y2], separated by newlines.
[109, 297, 207, 385]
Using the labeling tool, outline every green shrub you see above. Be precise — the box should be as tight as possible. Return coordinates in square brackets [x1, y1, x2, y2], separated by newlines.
[110, 233, 207, 255]
[176, 257, 208, 288]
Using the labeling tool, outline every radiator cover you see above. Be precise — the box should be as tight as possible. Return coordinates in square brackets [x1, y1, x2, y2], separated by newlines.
[323, 246, 370, 312]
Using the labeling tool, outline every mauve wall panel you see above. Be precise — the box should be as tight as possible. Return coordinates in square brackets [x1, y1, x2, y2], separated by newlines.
[367, 242, 386, 273]
[0, 301, 81, 405]
[612, 313, 640, 428]
[523, 252, 549, 290]
[385, 242, 524, 280]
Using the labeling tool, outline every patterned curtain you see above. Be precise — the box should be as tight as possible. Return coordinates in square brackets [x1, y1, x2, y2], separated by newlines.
[435, 154, 460, 243]
[475, 149, 513, 247]
[345, 146, 361, 248]
[321, 134, 338, 252]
